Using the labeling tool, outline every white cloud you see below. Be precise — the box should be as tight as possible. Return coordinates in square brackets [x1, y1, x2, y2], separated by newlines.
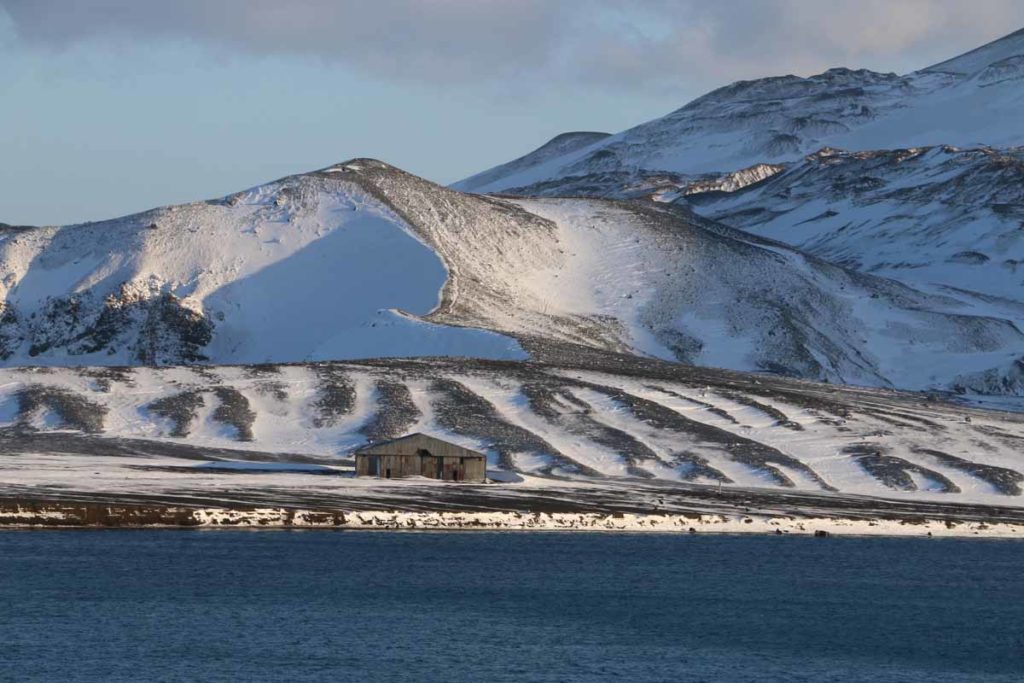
[2, 0, 1022, 93]
[566, 0, 1024, 93]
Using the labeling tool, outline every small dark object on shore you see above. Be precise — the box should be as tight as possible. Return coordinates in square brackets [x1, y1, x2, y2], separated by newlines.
[814, 529, 829, 537]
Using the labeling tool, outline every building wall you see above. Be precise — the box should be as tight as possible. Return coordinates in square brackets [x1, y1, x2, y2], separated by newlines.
[381, 454, 423, 479]
[355, 454, 378, 478]
[355, 452, 486, 482]
[438, 455, 486, 482]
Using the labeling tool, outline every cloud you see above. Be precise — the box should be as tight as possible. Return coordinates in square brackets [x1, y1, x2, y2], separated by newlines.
[2, 0, 1023, 93]
[0, 0, 571, 82]
[573, 0, 1024, 91]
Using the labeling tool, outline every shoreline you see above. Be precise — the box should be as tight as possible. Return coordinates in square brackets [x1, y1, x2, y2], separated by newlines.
[3, 502, 1022, 538]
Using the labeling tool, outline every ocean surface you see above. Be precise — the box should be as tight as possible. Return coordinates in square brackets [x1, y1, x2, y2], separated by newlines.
[1, 531, 1022, 682]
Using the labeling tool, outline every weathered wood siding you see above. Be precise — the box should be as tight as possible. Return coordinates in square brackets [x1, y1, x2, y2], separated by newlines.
[464, 457, 486, 482]
[355, 454, 379, 478]
[355, 433, 486, 482]
[355, 452, 486, 482]
[438, 455, 486, 482]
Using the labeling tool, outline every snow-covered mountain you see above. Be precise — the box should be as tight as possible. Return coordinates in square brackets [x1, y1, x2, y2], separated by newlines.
[445, 28, 1024, 400]
[455, 28, 1024, 195]
[683, 146, 1024, 304]
[500, 144, 1024, 314]
[0, 163, 526, 366]
[456, 131, 611, 195]
[2, 29, 1023, 405]
[2, 160, 1023, 398]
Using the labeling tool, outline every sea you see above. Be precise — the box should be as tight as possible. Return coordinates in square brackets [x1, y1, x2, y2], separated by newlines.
[1, 530, 1022, 682]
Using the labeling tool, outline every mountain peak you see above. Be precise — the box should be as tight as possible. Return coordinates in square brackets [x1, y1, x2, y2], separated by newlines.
[316, 158, 397, 175]
[456, 26, 1024, 195]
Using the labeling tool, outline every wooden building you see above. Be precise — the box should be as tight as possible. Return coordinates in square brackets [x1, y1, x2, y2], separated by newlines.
[354, 433, 487, 482]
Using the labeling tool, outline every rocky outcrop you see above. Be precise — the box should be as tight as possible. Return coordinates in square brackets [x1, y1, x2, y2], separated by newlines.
[10, 282, 214, 365]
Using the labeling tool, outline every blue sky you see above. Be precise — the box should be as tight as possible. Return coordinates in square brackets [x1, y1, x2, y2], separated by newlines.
[2, 0, 1023, 225]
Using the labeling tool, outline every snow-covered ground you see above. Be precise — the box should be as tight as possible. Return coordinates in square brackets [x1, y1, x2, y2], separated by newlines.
[4, 500, 1022, 538]
[686, 146, 1024, 301]
[1, 357, 1022, 510]
[504, 197, 1024, 395]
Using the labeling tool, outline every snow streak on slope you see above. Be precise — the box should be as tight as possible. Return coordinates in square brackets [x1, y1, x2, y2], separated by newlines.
[1, 357, 1022, 509]
[455, 28, 1024, 194]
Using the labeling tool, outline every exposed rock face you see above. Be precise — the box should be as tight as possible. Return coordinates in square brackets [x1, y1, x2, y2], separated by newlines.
[11, 283, 214, 365]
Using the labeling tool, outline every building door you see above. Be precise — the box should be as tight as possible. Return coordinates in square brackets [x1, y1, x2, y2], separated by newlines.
[385, 468, 391, 479]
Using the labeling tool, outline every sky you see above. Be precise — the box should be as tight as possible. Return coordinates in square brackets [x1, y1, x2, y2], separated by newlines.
[2, 0, 1023, 226]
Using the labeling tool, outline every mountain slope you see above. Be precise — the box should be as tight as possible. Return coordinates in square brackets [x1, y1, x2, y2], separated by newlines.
[457, 131, 611, 194]
[682, 146, 1024, 303]
[0, 165, 526, 365]
[2, 355, 1023, 508]
[4, 160, 1024, 397]
[234, 162, 1024, 397]
[455, 28, 1024, 194]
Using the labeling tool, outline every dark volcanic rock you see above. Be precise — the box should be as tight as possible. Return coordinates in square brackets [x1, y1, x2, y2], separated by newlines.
[431, 377, 575, 474]
[16, 385, 107, 434]
[846, 444, 960, 493]
[312, 365, 355, 429]
[360, 379, 421, 443]
[211, 387, 255, 442]
[147, 391, 205, 438]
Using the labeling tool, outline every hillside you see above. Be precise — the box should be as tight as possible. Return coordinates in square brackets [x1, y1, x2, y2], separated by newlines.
[2, 354, 1023, 513]
[0, 161, 1022, 398]
[444, 28, 1024, 402]
[455, 28, 1024, 194]
[684, 146, 1024, 303]
[0, 163, 526, 366]
[469, 144, 1024, 323]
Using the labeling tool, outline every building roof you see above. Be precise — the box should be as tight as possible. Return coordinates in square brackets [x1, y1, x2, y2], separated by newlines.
[354, 432, 486, 458]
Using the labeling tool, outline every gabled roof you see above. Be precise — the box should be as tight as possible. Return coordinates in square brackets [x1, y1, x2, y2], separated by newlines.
[354, 432, 486, 458]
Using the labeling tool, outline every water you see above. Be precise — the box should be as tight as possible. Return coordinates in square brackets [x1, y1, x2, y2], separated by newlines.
[1, 531, 1022, 682]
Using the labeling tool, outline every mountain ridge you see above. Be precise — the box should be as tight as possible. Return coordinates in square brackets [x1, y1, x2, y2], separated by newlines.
[0, 158, 1022, 403]
[454, 27, 1024, 194]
